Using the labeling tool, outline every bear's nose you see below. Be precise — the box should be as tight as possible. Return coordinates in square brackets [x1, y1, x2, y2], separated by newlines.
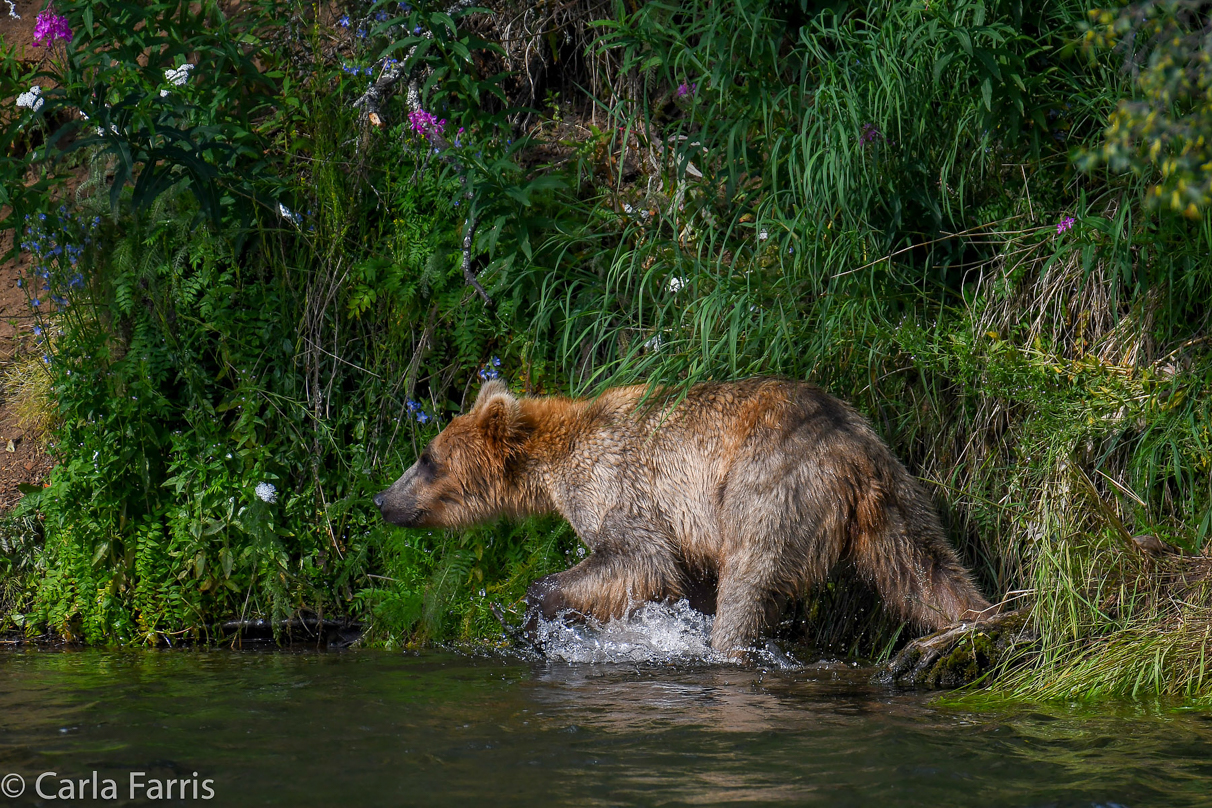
[373, 492, 386, 509]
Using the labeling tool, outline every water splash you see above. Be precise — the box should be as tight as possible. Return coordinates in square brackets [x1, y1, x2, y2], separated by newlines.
[532, 599, 801, 668]
[534, 600, 720, 664]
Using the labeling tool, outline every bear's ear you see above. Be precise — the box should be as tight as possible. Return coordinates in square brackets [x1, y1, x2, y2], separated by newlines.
[474, 383, 524, 456]
[474, 378, 511, 409]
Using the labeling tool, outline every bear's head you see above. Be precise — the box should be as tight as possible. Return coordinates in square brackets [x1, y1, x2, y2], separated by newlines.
[374, 380, 530, 528]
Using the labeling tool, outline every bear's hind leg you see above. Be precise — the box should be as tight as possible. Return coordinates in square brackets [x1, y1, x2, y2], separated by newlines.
[849, 488, 992, 630]
[710, 562, 791, 655]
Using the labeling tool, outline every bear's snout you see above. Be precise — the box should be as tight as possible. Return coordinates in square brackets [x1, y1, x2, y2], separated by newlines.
[374, 464, 431, 527]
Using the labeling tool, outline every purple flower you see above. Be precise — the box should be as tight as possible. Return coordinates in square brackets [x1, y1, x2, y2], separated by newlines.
[33, 4, 71, 47]
[407, 109, 445, 138]
[676, 81, 696, 98]
[1056, 216, 1075, 235]
[860, 123, 882, 146]
[337, 14, 350, 27]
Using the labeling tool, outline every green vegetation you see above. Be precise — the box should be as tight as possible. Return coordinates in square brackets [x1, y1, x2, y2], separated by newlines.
[2, 0, 1210, 703]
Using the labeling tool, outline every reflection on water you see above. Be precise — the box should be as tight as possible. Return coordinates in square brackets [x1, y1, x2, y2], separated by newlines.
[0, 649, 1210, 806]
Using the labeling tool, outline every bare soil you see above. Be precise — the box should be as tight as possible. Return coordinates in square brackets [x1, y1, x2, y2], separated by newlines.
[1, 6, 56, 511]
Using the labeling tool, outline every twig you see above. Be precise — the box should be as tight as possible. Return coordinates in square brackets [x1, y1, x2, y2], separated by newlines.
[833, 216, 1033, 279]
[1071, 460, 1139, 554]
[301, 335, 382, 378]
[461, 213, 491, 304]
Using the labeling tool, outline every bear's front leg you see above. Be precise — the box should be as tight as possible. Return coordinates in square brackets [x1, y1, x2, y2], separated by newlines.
[523, 532, 681, 634]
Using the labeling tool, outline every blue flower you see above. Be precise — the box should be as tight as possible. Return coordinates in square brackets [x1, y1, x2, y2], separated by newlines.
[413, 25, 422, 34]
[31, 298, 39, 307]
[416, 412, 430, 424]
[338, 14, 350, 27]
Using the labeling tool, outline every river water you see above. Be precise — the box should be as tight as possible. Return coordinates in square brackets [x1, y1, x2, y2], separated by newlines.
[2, 612, 1211, 807]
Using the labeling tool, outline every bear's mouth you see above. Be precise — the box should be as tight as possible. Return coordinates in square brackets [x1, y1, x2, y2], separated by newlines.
[384, 507, 425, 527]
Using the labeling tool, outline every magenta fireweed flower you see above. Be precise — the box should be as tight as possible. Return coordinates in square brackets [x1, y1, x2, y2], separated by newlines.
[676, 82, 697, 98]
[33, 5, 72, 47]
[408, 109, 445, 138]
[1056, 216, 1075, 235]
[860, 123, 883, 146]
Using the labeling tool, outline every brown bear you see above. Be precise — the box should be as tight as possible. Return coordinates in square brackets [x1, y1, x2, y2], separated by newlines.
[374, 377, 992, 653]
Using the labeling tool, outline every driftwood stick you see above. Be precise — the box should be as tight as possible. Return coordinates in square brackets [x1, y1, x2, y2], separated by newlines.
[878, 608, 1036, 688]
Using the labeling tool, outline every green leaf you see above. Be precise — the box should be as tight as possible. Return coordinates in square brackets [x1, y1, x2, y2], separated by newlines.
[91, 541, 111, 568]
[954, 29, 972, 56]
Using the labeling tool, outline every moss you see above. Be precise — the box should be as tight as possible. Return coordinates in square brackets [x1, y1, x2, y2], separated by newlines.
[882, 611, 1035, 689]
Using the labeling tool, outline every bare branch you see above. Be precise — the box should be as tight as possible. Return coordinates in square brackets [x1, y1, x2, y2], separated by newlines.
[461, 214, 491, 304]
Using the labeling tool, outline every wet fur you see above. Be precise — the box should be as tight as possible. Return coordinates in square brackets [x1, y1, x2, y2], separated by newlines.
[375, 378, 992, 652]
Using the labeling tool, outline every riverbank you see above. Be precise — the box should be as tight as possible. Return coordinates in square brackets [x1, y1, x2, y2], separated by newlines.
[1, 0, 1210, 703]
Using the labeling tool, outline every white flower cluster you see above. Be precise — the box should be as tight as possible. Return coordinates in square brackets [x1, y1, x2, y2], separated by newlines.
[80, 110, 119, 137]
[278, 203, 302, 226]
[6, 0, 20, 20]
[16, 85, 43, 112]
[160, 63, 194, 97]
[254, 482, 278, 504]
[668, 276, 686, 293]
